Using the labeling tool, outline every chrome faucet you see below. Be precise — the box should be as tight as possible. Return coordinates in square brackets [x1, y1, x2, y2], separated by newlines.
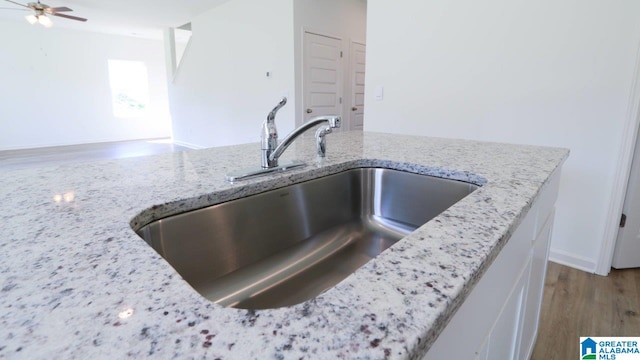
[315, 122, 336, 158]
[261, 97, 341, 169]
[226, 97, 341, 182]
[266, 114, 341, 168]
[261, 97, 287, 168]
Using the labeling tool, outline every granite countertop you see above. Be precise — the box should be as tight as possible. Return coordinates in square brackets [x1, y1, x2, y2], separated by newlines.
[0, 131, 568, 359]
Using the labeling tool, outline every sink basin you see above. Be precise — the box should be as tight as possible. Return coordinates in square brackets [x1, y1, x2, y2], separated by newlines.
[136, 168, 478, 309]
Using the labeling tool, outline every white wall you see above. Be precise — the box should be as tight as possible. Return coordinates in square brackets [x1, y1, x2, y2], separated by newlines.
[293, 0, 367, 128]
[169, 0, 295, 149]
[364, 0, 640, 272]
[0, 20, 171, 150]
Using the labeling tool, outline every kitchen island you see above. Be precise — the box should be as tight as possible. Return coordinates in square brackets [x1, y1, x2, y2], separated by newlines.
[0, 131, 568, 359]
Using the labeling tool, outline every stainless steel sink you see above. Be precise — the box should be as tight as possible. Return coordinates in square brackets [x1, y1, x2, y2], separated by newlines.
[136, 168, 478, 309]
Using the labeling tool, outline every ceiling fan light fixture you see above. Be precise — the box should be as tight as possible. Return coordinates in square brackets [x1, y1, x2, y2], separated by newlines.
[8, 1, 86, 25]
[38, 14, 52, 27]
[25, 14, 37, 24]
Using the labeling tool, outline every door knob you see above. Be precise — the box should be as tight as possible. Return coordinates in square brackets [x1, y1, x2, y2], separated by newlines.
[306, 109, 313, 114]
[352, 107, 358, 111]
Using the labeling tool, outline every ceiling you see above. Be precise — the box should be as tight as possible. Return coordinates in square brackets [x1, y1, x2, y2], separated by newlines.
[0, 0, 231, 39]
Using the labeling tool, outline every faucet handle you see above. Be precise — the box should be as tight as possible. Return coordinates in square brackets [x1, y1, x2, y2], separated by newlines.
[267, 97, 287, 122]
[262, 97, 288, 168]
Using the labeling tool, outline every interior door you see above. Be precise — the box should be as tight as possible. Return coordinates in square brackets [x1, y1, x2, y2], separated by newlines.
[350, 42, 366, 130]
[303, 32, 343, 124]
[612, 126, 640, 268]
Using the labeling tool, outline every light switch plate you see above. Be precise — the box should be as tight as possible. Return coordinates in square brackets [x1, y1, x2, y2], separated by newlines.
[375, 86, 384, 101]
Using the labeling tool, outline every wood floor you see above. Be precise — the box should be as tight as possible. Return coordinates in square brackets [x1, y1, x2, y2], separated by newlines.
[531, 262, 640, 359]
[0, 139, 191, 171]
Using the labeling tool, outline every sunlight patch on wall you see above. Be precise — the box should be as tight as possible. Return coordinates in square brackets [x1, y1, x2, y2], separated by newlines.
[107, 60, 150, 118]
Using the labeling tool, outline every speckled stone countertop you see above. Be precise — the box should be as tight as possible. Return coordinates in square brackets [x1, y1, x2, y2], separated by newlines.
[0, 131, 568, 359]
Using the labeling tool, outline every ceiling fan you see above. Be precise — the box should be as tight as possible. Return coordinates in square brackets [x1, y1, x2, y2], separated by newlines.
[1, 0, 87, 27]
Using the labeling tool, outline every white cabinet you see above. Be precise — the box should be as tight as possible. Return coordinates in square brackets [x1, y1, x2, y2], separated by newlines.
[424, 170, 561, 360]
[488, 260, 529, 360]
[518, 210, 554, 359]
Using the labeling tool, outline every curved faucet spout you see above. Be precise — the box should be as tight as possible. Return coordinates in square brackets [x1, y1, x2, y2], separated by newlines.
[269, 115, 341, 165]
[228, 110, 341, 181]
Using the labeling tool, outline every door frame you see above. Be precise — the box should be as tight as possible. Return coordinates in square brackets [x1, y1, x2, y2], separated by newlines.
[611, 120, 640, 268]
[348, 39, 366, 131]
[597, 43, 640, 275]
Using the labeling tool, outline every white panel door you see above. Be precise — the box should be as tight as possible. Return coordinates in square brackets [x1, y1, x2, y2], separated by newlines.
[303, 32, 343, 124]
[613, 125, 640, 268]
[350, 42, 366, 130]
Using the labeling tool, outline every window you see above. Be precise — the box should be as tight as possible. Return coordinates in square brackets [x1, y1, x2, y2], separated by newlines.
[107, 60, 150, 118]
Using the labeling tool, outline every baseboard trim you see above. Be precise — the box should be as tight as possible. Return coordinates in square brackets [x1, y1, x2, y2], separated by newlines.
[172, 140, 204, 150]
[0, 137, 173, 152]
[548, 248, 597, 274]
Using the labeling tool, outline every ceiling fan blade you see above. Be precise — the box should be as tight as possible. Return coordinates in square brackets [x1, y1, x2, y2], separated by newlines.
[3, 0, 29, 8]
[0, 6, 28, 10]
[52, 12, 86, 22]
[47, 6, 72, 13]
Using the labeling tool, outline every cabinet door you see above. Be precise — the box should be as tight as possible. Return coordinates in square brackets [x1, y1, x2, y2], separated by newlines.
[423, 211, 534, 360]
[518, 209, 555, 359]
[487, 259, 530, 360]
